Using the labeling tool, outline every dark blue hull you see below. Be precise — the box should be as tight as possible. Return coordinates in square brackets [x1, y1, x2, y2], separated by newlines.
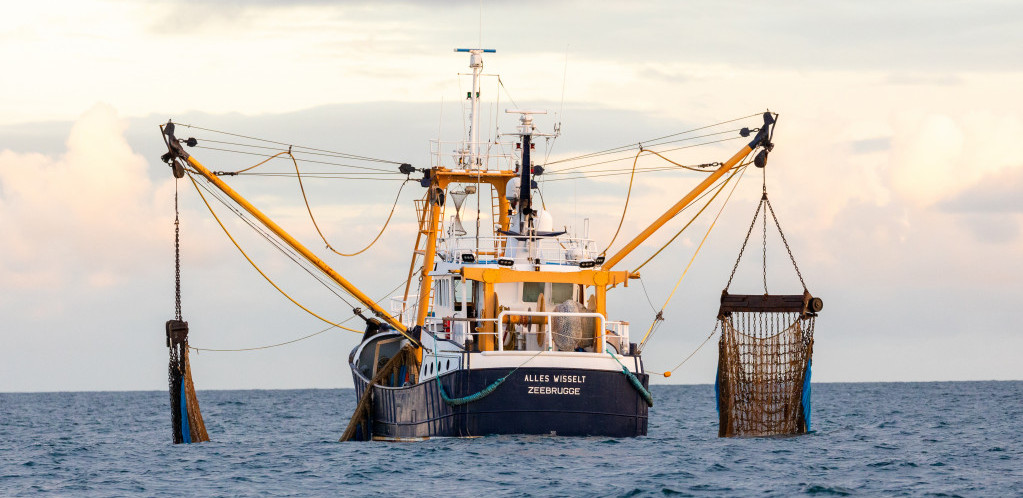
[351, 365, 649, 438]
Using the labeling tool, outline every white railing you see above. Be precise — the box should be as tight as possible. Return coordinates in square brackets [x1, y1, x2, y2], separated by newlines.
[495, 310, 607, 352]
[390, 295, 419, 326]
[386, 306, 630, 354]
[439, 235, 599, 266]
[429, 139, 515, 170]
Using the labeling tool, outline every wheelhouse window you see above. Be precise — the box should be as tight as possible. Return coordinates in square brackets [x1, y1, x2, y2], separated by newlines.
[521, 282, 576, 304]
[551, 282, 574, 304]
[522, 282, 544, 303]
[435, 279, 450, 308]
[453, 279, 473, 312]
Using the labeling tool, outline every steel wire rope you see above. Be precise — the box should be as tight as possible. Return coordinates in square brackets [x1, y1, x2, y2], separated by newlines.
[193, 145, 398, 173]
[174, 122, 402, 164]
[631, 158, 754, 274]
[544, 113, 761, 167]
[599, 147, 734, 256]
[288, 151, 411, 257]
[191, 171, 357, 302]
[543, 166, 703, 183]
[190, 172, 358, 306]
[187, 173, 363, 334]
[497, 76, 519, 109]
[239, 173, 405, 181]
[190, 170, 408, 336]
[546, 129, 741, 172]
[189, 278, 410, 352]
[188, 137, 408, 164]
[546, 163, 711, 177]
[545, 135, 744, 174]
[637, 163, 750, 351]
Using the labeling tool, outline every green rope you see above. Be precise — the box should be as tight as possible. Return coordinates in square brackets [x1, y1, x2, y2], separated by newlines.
[433, 347, 542, 407]
[608, 351, 654, 407]
[437, 375, 507, 406]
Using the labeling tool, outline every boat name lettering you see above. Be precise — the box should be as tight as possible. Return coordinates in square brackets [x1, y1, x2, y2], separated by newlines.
[522, 374, 587, 384]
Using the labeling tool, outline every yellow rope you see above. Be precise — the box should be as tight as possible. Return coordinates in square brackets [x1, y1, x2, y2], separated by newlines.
[654, 327, 718, 378]
[600, 149, 641, 255]
[638, 164, 749, 349]
[230, 150, 290, 174]
[641, 148, 721, 173]
[187, 174, 363, 334]
[631, 164, 748, 274]
[601, 148, 716, 255]
[291, 151, 405, 257]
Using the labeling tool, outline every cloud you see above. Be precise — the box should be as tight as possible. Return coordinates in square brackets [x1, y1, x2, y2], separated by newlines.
[940, 166, 1023, 214]
[0, 103, 170, 290]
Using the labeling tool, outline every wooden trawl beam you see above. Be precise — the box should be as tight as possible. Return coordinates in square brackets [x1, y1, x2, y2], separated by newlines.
[718, 291, 822, 316]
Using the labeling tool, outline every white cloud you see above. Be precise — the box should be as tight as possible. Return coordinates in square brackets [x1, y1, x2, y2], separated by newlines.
[0, 103, 170, 290]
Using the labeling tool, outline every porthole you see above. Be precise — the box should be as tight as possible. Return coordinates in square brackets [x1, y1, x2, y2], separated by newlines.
[446, 359, 450, 370]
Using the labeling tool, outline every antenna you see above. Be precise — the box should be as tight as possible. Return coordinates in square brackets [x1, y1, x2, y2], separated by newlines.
[559, 45, 568, 128]
[454, 48, 496, 169]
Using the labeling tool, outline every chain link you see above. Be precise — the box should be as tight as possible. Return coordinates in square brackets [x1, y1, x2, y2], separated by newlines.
[725, 198, 763, 291]
[174, 179, 182, 321]
[764, 197, 807, 292]
[762, 195, 768, 294]
[761, 168, 768, 294]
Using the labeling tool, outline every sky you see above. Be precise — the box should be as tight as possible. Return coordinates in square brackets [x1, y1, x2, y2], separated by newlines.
[1, 0, 1022, 392]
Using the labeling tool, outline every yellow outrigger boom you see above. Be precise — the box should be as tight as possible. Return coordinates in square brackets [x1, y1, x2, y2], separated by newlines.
[602, 112, 776, 271]
[160, 123, 422, 348]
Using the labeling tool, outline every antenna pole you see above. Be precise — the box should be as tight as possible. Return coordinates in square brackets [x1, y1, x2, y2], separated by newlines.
[455, 48, 495, 169]
[469, 51, 482, 168]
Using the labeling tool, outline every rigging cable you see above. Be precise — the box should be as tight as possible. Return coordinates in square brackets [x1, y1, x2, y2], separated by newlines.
[190, 170, 359, 306]
[544, 112, 761, 167]
[631, 155, 754, 274]
[546, 129, 740, 172]
[195, 146, 397, 173]
[637, 162, 750, 351]
[189, 278, 410, 352]
[600, 147, 720, 256]
[545, 134, 743, 174]
[187, 173, 362, 334]
[656, 323, 719, 378]
[174, 122, 402, 164]
[289, 150, 411, 257]
[599, 148, 641, 255]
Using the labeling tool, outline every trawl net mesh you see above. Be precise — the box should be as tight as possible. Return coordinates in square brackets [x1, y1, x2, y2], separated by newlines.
[716, 297, 815, 437]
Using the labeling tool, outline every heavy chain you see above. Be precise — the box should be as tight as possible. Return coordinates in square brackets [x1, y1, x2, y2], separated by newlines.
[765, 197, 807, 292]
[174, 179, 182, 321]
[761, 168, 768, 293]
[724, 197, 764, 291]
[762, 193, 768, 294]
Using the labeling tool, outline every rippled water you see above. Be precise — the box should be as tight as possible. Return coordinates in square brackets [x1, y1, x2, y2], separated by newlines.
[2, 382, 1021, 496]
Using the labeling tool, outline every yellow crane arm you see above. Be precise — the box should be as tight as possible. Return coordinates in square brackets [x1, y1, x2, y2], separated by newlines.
[602, 112, 776, 271]
[160, 123, 421, 347]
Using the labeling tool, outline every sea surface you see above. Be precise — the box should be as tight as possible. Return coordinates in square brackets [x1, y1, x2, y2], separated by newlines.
[1, 382, 1021, 496]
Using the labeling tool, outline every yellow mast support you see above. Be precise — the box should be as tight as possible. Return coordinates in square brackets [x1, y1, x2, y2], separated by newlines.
[602, 113, 775, 271]
[411, 168, 517, 329]
[414, 186, 443, 328]
[161, 125, 418, 345]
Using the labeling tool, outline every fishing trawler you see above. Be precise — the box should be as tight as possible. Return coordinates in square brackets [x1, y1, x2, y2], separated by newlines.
[160, 48, 778, 441]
